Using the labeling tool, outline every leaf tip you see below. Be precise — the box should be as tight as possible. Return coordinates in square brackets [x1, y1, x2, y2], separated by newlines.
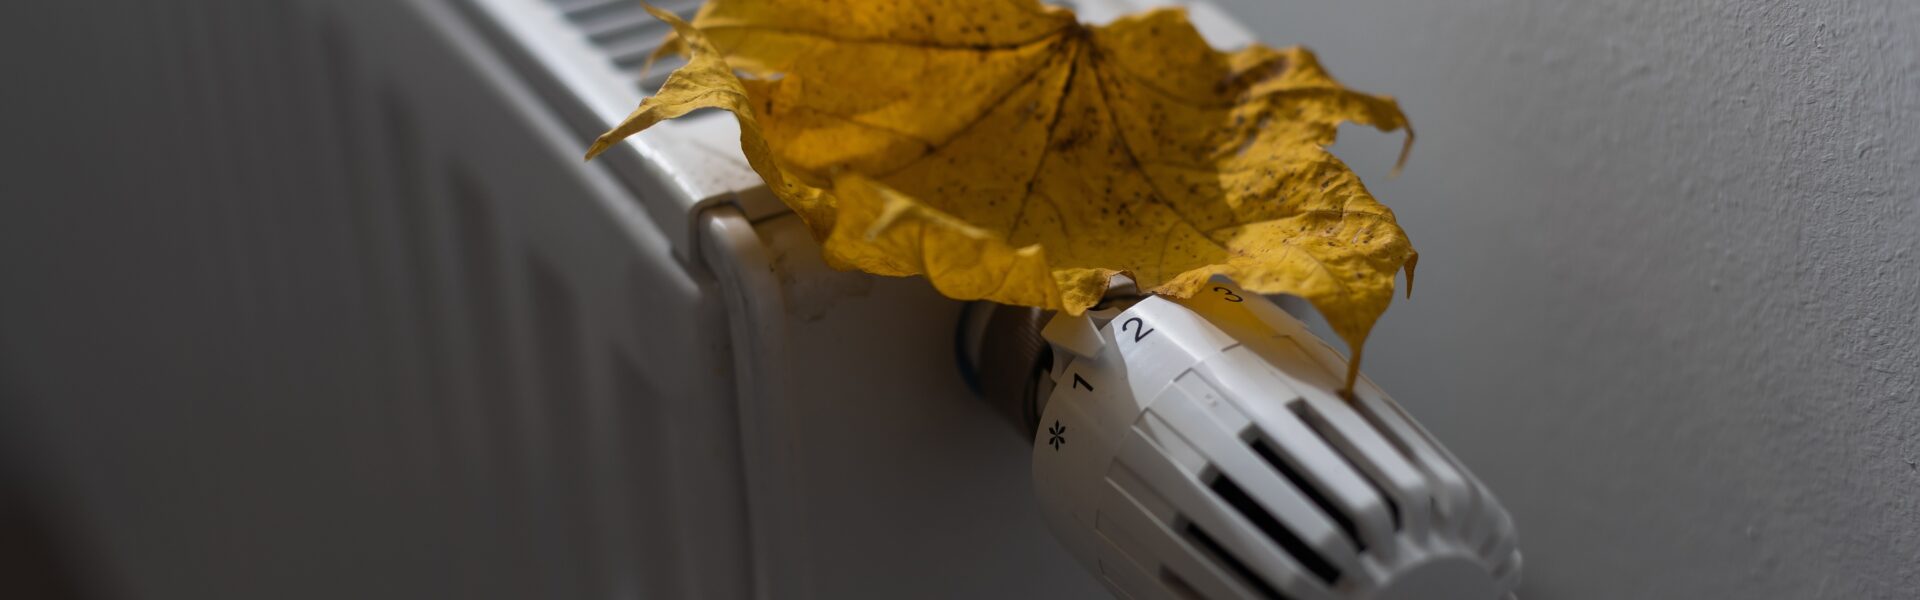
[1388, 123, 1416, 179]
[584, 139, 612, 161]
[1403, 252, 1419, 298]
[1342, 346, 1362, 395]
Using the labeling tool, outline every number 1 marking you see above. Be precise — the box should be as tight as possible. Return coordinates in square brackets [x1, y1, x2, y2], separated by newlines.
[1072, 374, 1093, 392]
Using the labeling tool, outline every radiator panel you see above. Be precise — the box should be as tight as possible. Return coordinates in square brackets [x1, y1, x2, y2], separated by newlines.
[0, 0, 743, 598]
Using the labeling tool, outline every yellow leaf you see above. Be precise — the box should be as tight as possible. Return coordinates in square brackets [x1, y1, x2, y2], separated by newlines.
[587, 1, 1416, 389]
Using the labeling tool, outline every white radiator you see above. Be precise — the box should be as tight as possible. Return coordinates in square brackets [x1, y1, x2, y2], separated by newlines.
[0, 1, 1517, 599]
[0, 0, 1102, 598]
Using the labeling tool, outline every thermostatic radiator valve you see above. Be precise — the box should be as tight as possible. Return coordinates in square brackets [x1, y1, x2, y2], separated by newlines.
[961, 279, 1521, 600]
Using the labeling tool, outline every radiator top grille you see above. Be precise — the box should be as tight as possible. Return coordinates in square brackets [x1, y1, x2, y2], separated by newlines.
[545, 0, 702, 92]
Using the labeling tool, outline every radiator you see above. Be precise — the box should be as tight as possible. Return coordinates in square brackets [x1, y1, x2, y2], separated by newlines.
[0, 2, 1518, 599]
[0, 0, 1102, 598]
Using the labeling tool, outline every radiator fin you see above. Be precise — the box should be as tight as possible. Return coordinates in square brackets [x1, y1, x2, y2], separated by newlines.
[546, 0, 704, 91]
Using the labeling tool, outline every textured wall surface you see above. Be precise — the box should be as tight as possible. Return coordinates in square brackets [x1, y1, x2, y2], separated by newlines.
[1216, 0, 1920, 597]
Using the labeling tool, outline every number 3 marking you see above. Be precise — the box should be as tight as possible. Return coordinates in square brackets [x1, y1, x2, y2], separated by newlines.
[1213, 286, 1244, 303]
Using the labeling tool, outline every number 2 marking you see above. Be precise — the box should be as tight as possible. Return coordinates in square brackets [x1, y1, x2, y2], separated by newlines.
[1213, 286, 1244, 303]
[1120, 317, 1154, 342]
[1072, 374, 1094, 392]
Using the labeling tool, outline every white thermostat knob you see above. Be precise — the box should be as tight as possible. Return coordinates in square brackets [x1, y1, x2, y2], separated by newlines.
[1028, 280, 1521, 600]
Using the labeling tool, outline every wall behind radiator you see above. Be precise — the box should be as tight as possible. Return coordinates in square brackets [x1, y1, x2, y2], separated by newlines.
[1217, 0, 1920, 597]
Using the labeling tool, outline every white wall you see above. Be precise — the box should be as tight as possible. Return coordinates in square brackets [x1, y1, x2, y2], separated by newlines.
[1215, 0, 1920, 597]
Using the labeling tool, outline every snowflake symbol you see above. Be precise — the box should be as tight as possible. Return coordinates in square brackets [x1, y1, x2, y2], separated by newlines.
[1048, 421, 1068, 451]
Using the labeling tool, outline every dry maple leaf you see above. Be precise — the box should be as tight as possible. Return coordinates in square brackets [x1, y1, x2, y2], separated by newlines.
[587, 1, 1416, 388]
